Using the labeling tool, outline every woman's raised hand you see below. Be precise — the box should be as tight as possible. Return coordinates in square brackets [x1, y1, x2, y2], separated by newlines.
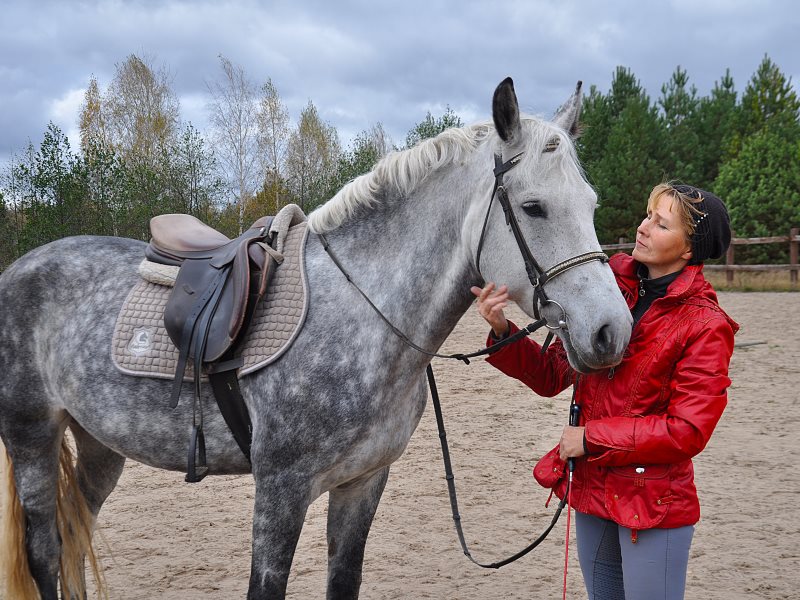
[470, 283, 510, 338]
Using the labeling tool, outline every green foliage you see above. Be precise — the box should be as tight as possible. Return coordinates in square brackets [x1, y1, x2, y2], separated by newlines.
[325, 129, 383, 199]
[659, 66, 702, 183]
[405, 106, 463, 148]
[3, 54, 799, 273]
[580, 68, 667, 243]
[737, 55, 800, 140]
[0, 190, 14, 272]
[684, 70, 737, 189]
[714, 129, 800, 263]
[0, 120, 224, 270]
[286, 100, 341, 212]
[711, 56, 800, 263]
[4, 124, 92, 255]
[580, 57, 800, 253]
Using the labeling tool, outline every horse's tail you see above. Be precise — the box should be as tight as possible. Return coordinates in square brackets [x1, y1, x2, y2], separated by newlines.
[1, 446, 39, 599]
[1, 439, 108, 599]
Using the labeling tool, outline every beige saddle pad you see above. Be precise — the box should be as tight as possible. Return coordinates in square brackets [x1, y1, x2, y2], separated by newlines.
[111, 221, 309, 380]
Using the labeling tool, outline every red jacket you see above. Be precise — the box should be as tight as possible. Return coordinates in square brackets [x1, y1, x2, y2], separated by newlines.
[486, 253, 738, 532]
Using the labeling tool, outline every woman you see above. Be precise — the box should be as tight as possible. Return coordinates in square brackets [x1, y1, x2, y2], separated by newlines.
[472, 183, 738, 600]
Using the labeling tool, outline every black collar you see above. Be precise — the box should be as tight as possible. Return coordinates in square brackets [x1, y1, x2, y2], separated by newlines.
[636, 264, 682, 298]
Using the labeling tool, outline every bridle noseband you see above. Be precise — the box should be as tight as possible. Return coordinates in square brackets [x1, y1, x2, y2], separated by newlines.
[475, 151, 609, 331]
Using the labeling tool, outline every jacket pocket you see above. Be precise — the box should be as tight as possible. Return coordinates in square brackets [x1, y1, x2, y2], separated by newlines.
[604, 464, 674, 529]
[533, 445, 566, 489]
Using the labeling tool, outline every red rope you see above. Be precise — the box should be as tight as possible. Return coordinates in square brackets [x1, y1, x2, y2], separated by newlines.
[562, 474, 573, 600]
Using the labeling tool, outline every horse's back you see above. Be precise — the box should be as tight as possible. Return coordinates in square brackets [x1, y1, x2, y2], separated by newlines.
[0, 236, 145, 412]
[0, 235, 144, 296]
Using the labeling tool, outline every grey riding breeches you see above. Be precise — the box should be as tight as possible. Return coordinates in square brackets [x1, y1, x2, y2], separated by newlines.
[574, 511, 694, 600]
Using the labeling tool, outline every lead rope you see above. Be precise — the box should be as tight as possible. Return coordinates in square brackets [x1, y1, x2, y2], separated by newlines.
[427, 364, 570, 568]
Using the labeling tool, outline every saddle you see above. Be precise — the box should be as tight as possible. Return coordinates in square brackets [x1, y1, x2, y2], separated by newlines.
[146, 214, 281, 482]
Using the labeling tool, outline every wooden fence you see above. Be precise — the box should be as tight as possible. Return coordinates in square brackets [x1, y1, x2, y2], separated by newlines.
[601, 227, 799, 288]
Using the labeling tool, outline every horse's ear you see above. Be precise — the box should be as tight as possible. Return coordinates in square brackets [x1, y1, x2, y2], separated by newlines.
[492, 77, 522, 143]
[552, 81, 583, 139]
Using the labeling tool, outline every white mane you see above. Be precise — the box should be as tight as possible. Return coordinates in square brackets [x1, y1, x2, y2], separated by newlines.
[307, 116, 578, 233]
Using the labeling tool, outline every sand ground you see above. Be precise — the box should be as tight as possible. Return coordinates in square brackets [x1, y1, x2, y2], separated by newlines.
[2, 292, 798, 599]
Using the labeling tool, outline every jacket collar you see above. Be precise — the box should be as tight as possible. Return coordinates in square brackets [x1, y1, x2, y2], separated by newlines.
[610, 253, 710, 306]
[610, 252, 740, 334]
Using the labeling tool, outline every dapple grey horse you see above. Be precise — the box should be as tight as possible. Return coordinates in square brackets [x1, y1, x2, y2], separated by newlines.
[0, 78, 632, 599]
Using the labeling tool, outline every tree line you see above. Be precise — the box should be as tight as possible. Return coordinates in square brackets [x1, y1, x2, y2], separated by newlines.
[1, 54, 798, 271]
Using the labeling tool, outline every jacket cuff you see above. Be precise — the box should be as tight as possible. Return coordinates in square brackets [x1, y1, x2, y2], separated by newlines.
[488, 326, 511, 342]
[486, 320, 520, 348]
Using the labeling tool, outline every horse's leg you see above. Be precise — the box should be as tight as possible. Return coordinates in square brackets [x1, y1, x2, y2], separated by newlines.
[2, 419, 66, 600]
[325, 466, 390, 600]
[247, 469, 313, 599]
[66, 422, 126, 598]
[70, 421, 126, 518]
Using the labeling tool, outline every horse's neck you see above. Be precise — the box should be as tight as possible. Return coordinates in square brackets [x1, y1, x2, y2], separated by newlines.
[321, 166, 484, 354]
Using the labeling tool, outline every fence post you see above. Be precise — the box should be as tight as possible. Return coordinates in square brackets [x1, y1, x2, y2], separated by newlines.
[726, 234, 735, 286]
[791, 227, 799, 289]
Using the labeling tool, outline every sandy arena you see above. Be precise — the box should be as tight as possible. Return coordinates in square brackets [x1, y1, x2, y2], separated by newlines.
[2, 292, 798, 599]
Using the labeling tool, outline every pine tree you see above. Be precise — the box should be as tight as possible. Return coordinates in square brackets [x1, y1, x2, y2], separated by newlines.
[686, 70, 737, 190]
[580, 67, 667, 243]
[713, 55, 800, 261]
[659, 66, 701, 183]
[404, 107, 463, 148]
[725, 55, 800, 160]
[714, 130, 800, 263]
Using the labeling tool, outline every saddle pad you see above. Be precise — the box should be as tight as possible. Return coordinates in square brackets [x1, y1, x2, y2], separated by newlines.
[111, 222, 310, 380]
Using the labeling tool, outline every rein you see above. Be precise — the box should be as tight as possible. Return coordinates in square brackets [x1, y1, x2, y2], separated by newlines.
[318, 150, 607, 569]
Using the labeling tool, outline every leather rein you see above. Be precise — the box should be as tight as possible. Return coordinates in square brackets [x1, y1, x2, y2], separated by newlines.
[318, 150, 608, 568]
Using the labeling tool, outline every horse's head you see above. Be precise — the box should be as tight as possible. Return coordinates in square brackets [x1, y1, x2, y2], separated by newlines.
[469, 78, 631, 372]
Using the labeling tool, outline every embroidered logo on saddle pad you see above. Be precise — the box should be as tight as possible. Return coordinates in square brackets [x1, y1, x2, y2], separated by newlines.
[111, 222, 309, 380]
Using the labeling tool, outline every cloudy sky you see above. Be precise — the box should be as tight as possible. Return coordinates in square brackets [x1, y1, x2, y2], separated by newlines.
[2, 0, 798, 167]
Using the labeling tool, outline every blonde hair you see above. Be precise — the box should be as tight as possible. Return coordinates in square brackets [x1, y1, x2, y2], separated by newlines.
[646, 182, 706, 240]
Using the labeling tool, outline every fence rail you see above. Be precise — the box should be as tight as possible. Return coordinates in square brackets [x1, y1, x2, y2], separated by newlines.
[601, 227, 799, 288]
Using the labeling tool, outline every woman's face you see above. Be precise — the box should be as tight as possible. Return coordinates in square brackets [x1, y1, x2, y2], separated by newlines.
[632, 193, 692, 278]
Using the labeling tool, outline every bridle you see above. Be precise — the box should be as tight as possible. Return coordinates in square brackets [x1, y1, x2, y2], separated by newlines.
[318, 149, 611, 569]
[475, 151, 609, 332]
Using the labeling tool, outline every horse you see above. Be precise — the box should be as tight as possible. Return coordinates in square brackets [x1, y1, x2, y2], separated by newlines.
[0, 78, 632, 599]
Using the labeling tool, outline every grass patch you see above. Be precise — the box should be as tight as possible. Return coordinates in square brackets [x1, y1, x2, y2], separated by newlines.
[705, 270, 799, 292]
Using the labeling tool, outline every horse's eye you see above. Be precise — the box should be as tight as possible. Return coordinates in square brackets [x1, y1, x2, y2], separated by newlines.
[521, 201, 546, 218]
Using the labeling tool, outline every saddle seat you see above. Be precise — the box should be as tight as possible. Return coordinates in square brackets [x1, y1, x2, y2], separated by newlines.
[147, 214, 271, 265]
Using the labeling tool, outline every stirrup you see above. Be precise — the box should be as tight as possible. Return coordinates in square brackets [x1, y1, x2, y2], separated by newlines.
[186, 424, 209, 483]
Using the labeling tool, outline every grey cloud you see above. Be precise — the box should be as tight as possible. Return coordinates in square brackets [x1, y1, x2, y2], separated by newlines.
[1, 0, 798, 167]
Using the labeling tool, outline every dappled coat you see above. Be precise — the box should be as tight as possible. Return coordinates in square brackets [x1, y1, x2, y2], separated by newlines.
[486, 253, 739, 534]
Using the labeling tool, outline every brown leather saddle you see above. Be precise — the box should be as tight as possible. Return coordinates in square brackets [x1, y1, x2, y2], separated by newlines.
[145, 214, 279, 482]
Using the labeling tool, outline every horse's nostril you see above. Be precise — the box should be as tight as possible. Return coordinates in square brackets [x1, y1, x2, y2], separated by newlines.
[593, 323, 613, 356]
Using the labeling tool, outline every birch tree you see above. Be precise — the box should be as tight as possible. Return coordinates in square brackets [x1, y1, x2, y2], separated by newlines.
[207, 55, 261, 232]
[104, 54, 180, 166]
[257, 78, 290, 210]
[286, 100, 341, 211]
[79, 76, 108, 157]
